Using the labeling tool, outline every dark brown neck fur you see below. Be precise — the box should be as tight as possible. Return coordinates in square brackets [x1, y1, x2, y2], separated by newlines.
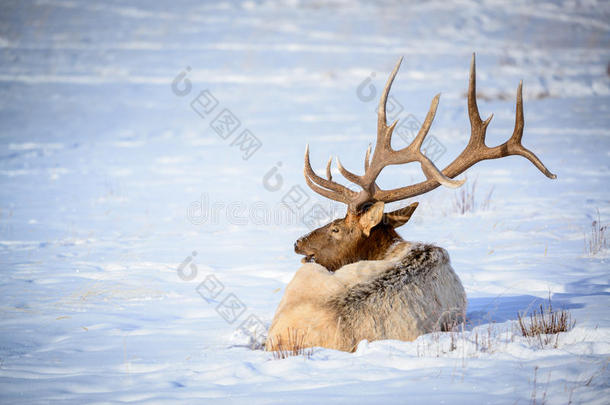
[355, 224, 403, 261]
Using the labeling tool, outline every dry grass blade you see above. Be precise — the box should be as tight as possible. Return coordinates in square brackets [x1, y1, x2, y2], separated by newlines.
[268, 328, 314, 360]
[453, 179, 477, 214]
[452, 178, 494, 214]
[585, 209, 607, 255]
[517, 297, 575, 348]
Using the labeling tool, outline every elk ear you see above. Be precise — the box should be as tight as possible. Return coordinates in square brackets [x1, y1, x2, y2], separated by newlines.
[383, 202, 419, 229]
[359, 201, 385, 237]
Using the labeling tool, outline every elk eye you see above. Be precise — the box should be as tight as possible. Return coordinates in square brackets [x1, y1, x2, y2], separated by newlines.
[331, 228, 339, 233]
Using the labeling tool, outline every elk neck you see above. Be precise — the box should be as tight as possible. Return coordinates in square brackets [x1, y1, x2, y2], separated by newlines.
[356, 224, 404, 261]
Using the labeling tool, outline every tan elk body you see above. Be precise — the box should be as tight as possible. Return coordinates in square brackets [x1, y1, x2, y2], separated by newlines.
[266, 55, 555, 352]
[268, 239, 467, 352]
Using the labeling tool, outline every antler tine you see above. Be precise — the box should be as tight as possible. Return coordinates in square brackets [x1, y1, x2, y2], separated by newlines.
[305, 145, 341, 192]
[468, 53, 493, 147]
[335, 156, 361, 184]
[513, 80, 524, 144]
[466, 55, 554, 179]
[333, 55, 403, 194]
[304, 174, 350, 204]
[325, 156, 333, 181]
[304, 145, 356, 204]
[375, 53, 555, 203]
[392, 93, 465, 189]
[303, 54, 555, 210]
[333, 56, 464, 210]
[378, 57, 403, 148]
[503, 81, 557, 179]
[411, 93, 441, 151]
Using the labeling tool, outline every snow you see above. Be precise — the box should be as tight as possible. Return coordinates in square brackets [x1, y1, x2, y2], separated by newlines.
[0, 0, 609, 403]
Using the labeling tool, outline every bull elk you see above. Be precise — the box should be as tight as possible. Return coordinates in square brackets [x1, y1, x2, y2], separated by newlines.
[266, 54, 556, 353]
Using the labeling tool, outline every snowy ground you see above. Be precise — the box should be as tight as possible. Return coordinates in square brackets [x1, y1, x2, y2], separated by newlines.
[0, 0, 609, 403]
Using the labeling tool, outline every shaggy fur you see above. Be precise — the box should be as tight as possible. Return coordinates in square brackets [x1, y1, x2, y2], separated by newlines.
[266, 242, 466, 352]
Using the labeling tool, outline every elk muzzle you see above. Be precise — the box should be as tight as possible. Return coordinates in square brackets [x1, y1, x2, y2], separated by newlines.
[294, 236, 315, 263]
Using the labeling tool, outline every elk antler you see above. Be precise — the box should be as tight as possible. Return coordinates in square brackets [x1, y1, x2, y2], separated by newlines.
[304, 54, 556, 212]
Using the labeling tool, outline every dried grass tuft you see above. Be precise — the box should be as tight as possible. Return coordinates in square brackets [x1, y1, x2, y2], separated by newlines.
[517, 298, 574, 348]
[585, 209, 607, 255]
[452, 178, 494, 214]
[267, 328, 314, 360]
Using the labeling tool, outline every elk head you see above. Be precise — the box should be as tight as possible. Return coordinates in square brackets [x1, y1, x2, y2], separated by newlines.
[295, 201, 418, 270]
[295, 54, 556, 271]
